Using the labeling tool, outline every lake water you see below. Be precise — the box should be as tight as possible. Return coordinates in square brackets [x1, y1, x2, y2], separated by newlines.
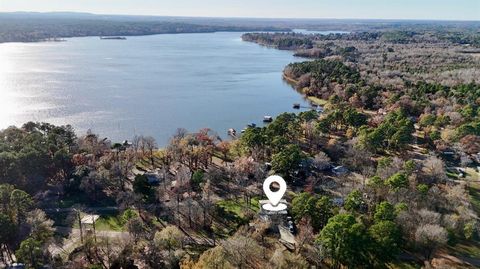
[0, 32, 311, 145]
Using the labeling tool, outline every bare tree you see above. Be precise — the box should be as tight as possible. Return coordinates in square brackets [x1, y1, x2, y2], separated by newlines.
[270, 247, 309, 269]
[415, 224, 448, 261]
[132, 135, 141, 157]
[295, 217, 315, 254]
[312, 152, 331, 171]
[126, 217, 147, 243]
[144, 136, 157, 168]
[421, 156, 446, 184]
[221, 235, 263, 269]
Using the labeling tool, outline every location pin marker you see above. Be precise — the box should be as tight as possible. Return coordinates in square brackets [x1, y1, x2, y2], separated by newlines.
[262, 175, 287, 211]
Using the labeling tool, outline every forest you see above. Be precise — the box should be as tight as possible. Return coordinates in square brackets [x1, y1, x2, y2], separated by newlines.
[1, 19, 480, 269]
[0, 13, 289, 43]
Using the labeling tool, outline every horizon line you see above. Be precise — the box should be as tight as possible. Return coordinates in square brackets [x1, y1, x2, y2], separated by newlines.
[2, 11, 479, 23]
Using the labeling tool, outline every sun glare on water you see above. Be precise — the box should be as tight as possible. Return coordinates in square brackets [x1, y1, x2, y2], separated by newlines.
[0, 45, 23, 129]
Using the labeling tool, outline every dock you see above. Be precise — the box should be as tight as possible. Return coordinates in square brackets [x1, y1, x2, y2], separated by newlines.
[227, 128, 237, 137]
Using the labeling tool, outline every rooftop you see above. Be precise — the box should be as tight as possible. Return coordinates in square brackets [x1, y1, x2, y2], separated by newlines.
[81, 214, 100, 225]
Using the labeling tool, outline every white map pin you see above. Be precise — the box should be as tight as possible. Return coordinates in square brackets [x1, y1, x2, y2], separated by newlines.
[262, 175, 287, 211]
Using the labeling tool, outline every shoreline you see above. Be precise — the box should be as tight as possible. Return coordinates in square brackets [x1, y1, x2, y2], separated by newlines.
[0, 29, 292, 45]
[282, 73, 328, 106]
[0, 31, 308, 145]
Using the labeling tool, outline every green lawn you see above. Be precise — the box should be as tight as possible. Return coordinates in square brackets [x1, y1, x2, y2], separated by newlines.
[135, 150, 166, 170]
[446, 171, 460, 179]
[212, 197, 260, 237]
[466, 168, 480, 218]
[216, 197, 260, 219]
[95, 213, 126, 231]
[468, 182, 480, 215]
[71, 211, 126, 231]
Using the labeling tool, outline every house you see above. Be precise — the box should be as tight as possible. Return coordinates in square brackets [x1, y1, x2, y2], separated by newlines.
[456, 167, 466, 178]
[264, 162, 272, 171]
[332, 197, 344, 206]
[293, 159, 314, 179]
[332, 166, 349, 176]
[7, 263, 25, 269]
[81, 214, 100, 234]
[263, 116, 273, 123]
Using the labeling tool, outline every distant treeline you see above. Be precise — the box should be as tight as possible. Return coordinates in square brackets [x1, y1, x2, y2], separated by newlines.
[2, 12, 479, 44]
[0, 16, 290, 43]
[242, 32, 314, 50]
[242, 29, 480, 48]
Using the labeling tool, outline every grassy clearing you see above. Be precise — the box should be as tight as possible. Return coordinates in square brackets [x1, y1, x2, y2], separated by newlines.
[70, 211, 126, 231]
[213, 197, 260, 237]
[294, 83, 329, 106]
[307, 96, 328, 106]
[446, 171, 460, 179]
[468, 182, 480, 215]
[466, 167, 480, 181]
[216, 197, 260, 219]
[135, 150, 166, 171]
[466, 168, 480, 216]
[95, 213, 125, 231]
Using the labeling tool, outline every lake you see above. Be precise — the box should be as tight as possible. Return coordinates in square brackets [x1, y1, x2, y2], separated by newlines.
[0, 32, 312, 145]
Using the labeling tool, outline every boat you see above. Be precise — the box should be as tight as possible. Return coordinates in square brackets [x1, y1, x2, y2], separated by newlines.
[263, 116, 273, 123]
[227, 128, 237, 137]
[247, 123, 256, 128]
[293, 103, 301, 109]
[100, 36, 127, 40]
[45, 37, 66, 42]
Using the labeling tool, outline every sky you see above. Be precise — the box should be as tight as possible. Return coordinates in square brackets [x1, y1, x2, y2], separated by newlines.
[0, 0, 479, 21]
